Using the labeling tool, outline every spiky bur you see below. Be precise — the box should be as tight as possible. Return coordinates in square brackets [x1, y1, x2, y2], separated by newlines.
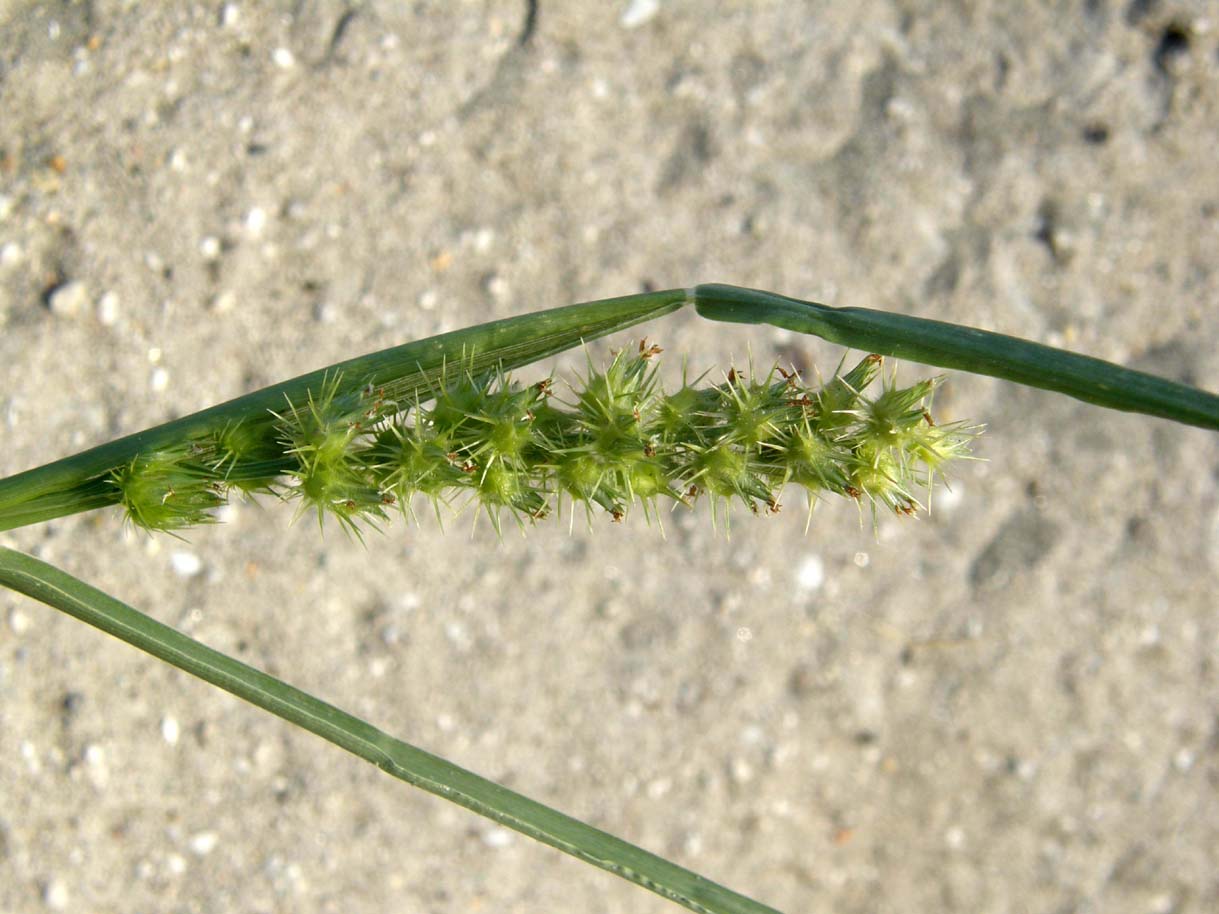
[272, 374, 395, 537]
[112, 448, 226, 532]
[108, 346, 978, 535]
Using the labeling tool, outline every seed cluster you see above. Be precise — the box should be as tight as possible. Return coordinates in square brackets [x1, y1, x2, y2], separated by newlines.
[110, 343, 976, 534]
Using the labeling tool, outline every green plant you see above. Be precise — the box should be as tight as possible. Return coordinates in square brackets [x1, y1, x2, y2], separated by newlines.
[2, 284, 1217, 914]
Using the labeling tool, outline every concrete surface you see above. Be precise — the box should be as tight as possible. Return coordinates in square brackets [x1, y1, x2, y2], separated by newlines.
[1, 2, 1218, 912]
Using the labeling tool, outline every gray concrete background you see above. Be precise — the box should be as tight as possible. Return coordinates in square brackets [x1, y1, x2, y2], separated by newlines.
[2, 2, 1218, 912]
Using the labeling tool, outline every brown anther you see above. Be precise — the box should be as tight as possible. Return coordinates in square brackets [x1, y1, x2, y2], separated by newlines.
[896, 502, 918, 517]
[922, 410, 935, 426]
[844, 485, 863, 500]
[866, 353, 883, 364]
[726, 368, 739, 384]
[536, 378, 554, 396]
[643, 442, 656, 458]
[381, 493, 397, 505]
[767, 499, 782, 515]
[685, 485, 700, 499]
[343, 499, 357, 511]
[610, 507, 625, 522]
[638, 339, 664, 359]
[460, 461, 477, 473]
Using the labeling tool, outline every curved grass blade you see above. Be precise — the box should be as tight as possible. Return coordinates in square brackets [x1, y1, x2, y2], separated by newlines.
[693, 283, 1219, 432]
[0, 546, 783, 914]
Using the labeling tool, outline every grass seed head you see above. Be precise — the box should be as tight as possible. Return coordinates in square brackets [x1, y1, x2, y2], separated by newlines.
[112, 343, 976, 536]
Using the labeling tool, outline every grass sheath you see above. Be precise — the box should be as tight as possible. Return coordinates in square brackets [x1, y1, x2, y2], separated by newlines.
[2, 284, 1216, 912]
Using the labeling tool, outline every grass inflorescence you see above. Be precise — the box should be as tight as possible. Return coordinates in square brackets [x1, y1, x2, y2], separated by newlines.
[109, 343, 977, 536]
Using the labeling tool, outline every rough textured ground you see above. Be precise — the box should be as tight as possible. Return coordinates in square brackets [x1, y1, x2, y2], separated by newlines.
[2, 2, 1218, 913]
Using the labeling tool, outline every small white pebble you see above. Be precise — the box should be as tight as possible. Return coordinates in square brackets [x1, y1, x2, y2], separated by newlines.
[96, 291, 120, 325]
[945, 825, 965, 849]
[736, 626, 753, 642]
[0, 193, 12, 220]
[150, 367, 169, 392]
[189, 831, 219, 855]
[621, 0, 660, 28]
[480, 827, 513, 849]
[21, 740, 41, 774]
[741, 724, 766, 746]
[486, 274, 510, 302]
[48, 280, 89, 317]
[166, 853, 187, 875]
[795, 554, 824, 592]
[418, 289, 438, 310]
[83, 743, 109, 788]
[168, 148, 188, 172]
[272, 47, 295, 69]
[199, 236, 221, 259]
[934, 483, 964, 511]
[8, 607, 30, 633]
[646, 777, 672, 798]
[170, 550, 202, 577]
[147, 346, 162, 363]
[245, 206, 267, 236]
[0, 241, 23, 267]
[221, 3, 240, 28]
[444, 620, 470, 651]
[211, 290, 237, 313]
[730, 757, 754, 783]
[854, 551, 870, 568]
[161, 715, 181, 745]
[42, 879, 69, 910]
